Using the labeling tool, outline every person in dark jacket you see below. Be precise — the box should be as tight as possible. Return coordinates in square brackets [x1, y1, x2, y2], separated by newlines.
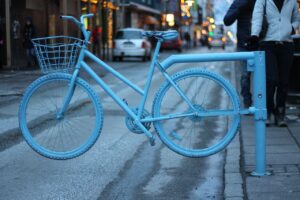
[223, 0, 256, 108]
[23, 17, 36, 67]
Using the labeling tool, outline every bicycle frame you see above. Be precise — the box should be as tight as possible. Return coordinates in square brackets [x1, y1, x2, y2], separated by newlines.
[58, 38, 196, 141]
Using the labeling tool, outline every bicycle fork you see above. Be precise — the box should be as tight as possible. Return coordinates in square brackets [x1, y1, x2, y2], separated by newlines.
[56, 70, 80, 120]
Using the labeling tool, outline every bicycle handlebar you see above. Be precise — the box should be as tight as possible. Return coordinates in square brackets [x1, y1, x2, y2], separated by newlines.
[80, 14, 94, 23]
[60, 14, 94, 42]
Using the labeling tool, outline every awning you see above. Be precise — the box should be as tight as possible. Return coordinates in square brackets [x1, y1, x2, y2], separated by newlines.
[120, 2, 161, 15]
[145, 16, 160, 25]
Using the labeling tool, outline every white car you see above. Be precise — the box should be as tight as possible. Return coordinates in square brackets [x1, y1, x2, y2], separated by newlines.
[113, 28, 152, 62]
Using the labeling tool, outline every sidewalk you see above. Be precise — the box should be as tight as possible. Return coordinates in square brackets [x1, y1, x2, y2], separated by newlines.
[240, 116, 300, 200]
[224, 102, 300, 197]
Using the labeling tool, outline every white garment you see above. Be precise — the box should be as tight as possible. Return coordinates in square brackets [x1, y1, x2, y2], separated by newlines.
[251, 0, 300, 41]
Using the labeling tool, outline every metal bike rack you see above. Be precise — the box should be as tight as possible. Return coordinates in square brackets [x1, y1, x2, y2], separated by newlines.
[160, 51, 269, 176]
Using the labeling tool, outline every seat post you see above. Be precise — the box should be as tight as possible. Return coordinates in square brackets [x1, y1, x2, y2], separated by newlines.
[152, 39, 162, 60]
[136, 37, 162, 119]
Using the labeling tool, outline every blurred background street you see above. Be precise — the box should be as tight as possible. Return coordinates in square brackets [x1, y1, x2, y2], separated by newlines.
[1, 0, 300, 200]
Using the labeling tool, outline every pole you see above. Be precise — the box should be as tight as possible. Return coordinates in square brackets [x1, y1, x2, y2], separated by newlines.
[77, 0, 81, 38]
[62, 0, 68, 36]
[5, 0, 11, 67]
[251, 51, 270, 176]
[97, 0, 102, 58]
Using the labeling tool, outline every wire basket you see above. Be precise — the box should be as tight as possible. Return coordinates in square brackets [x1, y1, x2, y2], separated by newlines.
[32, 36, 85, 74]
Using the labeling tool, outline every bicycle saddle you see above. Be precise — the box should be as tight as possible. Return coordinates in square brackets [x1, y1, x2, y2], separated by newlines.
[143, 30, 178, 41]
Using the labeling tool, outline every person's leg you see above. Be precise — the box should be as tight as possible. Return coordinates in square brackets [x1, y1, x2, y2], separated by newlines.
[275, 42, 294, 126]
[30, 48, 36, 66]
[238, 60, 252, 107]
[260, 42, 278, 125]
[241, 71, 252, 106]
[237, 47, 252, 107]
[26, 48, 31, 67]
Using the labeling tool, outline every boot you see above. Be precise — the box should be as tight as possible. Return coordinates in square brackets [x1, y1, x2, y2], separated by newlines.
[275, 107, 287, 127]
[266, 112, 273, 127]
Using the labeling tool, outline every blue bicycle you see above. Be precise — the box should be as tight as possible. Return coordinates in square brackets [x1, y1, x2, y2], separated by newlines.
[19, 14, 240, 160]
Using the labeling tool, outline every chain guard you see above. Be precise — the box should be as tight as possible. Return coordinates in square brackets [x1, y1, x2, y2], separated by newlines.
[125, 108, 151, 134]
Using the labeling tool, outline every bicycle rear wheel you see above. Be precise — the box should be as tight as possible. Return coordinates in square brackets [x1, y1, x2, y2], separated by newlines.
[19, 73, 103, 159]
[153, 69, 240, 157]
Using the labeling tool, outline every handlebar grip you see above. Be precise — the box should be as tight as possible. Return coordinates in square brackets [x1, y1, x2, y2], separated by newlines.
[60, 15, 70, 20]
[84, 14, 94, 18]
[80, 14, 94, 24]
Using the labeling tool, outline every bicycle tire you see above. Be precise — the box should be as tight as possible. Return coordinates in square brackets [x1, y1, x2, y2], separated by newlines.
[153, 69, 240, 157]
[19, 73, 103, 159]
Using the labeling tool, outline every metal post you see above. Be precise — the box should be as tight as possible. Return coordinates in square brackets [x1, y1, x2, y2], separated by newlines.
[97, 0, 102, 57]
[62, 0, 68, 36]
[77, 0, 82, 38]
[5, 0, 11, 67]
[251, 51, 270, 176]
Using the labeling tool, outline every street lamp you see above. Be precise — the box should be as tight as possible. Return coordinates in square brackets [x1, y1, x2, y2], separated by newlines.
[185, 0, 194, 6]
[166, 14, 175, 27]
[209, 17, 215, 24]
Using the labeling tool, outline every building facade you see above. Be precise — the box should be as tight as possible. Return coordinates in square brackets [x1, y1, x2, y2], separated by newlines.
[1, 0, 81, 69]
[0, 0, 162, 69]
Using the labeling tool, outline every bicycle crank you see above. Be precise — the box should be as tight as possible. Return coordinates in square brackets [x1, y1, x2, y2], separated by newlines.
[125, 107, 151, 134]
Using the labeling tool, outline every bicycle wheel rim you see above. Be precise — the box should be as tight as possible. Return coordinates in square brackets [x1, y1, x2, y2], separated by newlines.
[153, 69, 240, 157]
[19, 74, 102, 159]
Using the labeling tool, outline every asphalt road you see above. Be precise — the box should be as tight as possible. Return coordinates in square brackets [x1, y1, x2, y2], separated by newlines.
[0, 46, 237, 200]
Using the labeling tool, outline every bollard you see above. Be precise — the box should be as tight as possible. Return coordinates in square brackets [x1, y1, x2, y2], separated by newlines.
[251, 51, 270, 176]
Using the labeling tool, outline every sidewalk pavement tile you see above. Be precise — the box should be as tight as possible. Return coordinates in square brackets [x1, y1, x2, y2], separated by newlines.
[244, 144, 300, 154]
[240, 111, 300, 200]
[224, 183, 244, 198]
[245, 153, 300, 165]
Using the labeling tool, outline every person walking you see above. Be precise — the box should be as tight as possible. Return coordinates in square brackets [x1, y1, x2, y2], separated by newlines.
[223, 0, 256, 108]
[23, 17, 36, 68]
[184, 32, 191, 49]
[249, 0, 300, 126]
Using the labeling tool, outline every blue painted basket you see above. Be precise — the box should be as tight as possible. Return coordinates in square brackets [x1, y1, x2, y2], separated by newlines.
[32, 36, 85, 74]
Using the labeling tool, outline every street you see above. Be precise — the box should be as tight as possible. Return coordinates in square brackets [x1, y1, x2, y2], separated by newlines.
[0, 46, 238, 200]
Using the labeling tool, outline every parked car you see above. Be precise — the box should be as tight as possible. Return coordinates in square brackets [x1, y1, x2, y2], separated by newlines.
[207, 34, 226, 49]
[161, 35, 183, 52]
[113, 28, 152, 61]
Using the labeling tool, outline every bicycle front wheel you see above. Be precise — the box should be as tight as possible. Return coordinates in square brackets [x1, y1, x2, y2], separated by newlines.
[19, 73, 103, 159]
[153, 69, 240, 157]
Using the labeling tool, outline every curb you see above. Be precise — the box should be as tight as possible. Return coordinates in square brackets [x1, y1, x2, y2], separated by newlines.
[223, 60, 246, 199]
